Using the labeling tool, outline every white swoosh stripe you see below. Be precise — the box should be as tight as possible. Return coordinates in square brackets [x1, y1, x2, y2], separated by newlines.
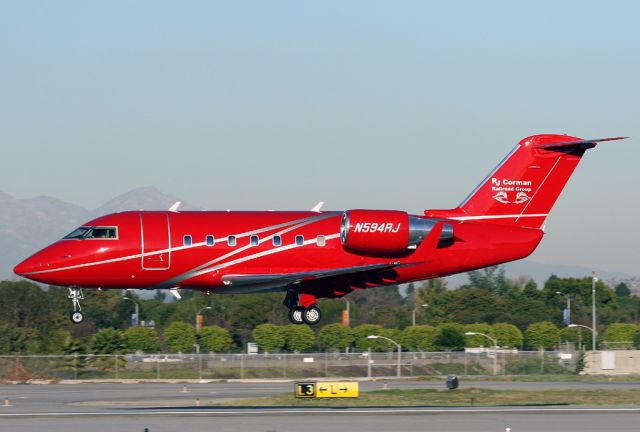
[155, 214, 340, 288]
[449, 213, 547, 221]
[24, 213, 336, 276]
[157, 233, 342, 289]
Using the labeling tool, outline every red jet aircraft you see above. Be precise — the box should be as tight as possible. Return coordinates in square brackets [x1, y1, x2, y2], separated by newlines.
[14, 134, 625, 325]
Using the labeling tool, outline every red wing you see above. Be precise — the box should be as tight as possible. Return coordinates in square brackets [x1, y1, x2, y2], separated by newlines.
[219, 263, 404, 293]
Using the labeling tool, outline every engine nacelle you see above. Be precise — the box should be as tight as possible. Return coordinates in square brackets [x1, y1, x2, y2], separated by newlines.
[340, 210, 410, 254]
[340, 210, 454, 255]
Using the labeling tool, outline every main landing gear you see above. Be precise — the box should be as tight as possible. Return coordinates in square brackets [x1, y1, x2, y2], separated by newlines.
[68, 287, 84, 324]
[284, 291, 322, 325]
[288, 305, 322, 326]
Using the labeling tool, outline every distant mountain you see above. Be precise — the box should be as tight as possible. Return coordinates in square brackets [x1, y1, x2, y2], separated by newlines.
[0, 187, 198, 280]
[90, 186, 201, 218]
[0, 192, 87, 281]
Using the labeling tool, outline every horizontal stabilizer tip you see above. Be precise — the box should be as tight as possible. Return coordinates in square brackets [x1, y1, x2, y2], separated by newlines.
[533, 136, 628, 149]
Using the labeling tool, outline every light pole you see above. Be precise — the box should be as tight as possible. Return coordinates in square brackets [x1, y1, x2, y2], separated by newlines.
[465, 332, 498, 375]
[555, 291, 571, 325]
[412, 304, 429, 326]
[592, 272, 597, 351]
[367, 335, 402, 377]
[122, 296, 140, 327]
[195, 306, 212, 380]
[568, 324, 596, 352]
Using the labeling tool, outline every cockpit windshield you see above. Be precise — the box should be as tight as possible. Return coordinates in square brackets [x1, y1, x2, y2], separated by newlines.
[64, 226, 118, 240]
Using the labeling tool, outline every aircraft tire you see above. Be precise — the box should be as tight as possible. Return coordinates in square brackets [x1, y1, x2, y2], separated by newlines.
[70, 311, 84, 324]
[302, 305, 322, 325]
[288, 307, 305, 325]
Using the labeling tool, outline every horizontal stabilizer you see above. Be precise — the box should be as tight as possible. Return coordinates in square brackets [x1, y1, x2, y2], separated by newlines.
[533, 136, 627, 150]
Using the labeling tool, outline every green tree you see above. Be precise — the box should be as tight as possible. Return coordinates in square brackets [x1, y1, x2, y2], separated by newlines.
[464, 323, 493, 347]
[441, 288, 506, 324]
[347, 286, 409, 327]
[91, 328, 126, 354]
[492, 323, 523, 348]
[319, 324, 354, 351]
[62, 334, 86, 373]
[523, 280, 540, 299]
[198, 326, 233, 353]
[416, 278, 449, 323]
[124, 327, 159, 353]
[558, 326, 592, 350]
[401, 325, 437, 351]
[352, 325, 402, 352]
[284, 325, 316, 352]
[542, 276, 615, 326]
[435, 323, 465, 351]
[603, 323, 638, 349]
[466, 266, 510, 295]
[353, 324, 386, 351]
[614, 282, 631, 298]
[252, 324, 286, 353]
[525, 321, 559, 350]
[163, 322, 196, 353]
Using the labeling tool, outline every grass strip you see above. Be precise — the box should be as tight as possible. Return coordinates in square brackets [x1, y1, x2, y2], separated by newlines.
[221, 387, 640, 407]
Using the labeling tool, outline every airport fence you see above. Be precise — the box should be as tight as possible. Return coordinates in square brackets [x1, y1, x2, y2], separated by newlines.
[0, 349, 580, 381]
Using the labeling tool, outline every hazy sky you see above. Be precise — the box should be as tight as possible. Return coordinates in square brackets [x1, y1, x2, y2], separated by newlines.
[1, 1, 638, 274]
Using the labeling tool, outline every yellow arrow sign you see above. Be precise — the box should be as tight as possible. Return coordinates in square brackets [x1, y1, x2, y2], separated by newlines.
[315, 381, 359, 398]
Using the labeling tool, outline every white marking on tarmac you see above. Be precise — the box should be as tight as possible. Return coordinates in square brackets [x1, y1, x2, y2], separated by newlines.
[3, 407, 640, 417]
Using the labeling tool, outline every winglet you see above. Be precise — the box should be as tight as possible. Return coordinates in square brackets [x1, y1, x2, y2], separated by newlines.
[410, 222, 444, 261]
[311, 201, 324, 213]
[169, 201, 181, 212]
[169, 287, 182, 300]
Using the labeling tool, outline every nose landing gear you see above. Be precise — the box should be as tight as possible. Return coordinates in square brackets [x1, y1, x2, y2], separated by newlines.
[68, 287, 84, 324]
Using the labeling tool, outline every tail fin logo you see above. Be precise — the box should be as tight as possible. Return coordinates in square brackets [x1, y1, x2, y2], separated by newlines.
[492, 191, 531, 204]
[492, 191, 510, 204]
[514, 192, 531, 204]
[490, 177, 533, 204]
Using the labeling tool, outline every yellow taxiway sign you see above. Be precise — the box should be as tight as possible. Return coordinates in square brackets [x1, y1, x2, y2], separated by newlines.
[295, 381, 359, 398]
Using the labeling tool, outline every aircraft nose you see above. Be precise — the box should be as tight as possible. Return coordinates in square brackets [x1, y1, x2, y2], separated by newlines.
[14, 257, 39, 277]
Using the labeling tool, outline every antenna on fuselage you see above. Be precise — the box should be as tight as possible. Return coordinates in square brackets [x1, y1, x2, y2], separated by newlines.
[168, 201, 181, 212]
[311, 201, 324, 213]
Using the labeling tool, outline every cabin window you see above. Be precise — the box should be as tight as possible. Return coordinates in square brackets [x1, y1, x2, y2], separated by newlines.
[64, 226, 117, 240]
[316, 235, 326, 247]
[183, 235, 192, 246]
[295, 235, 304, 246]
[273, 235, 282, 247]
[250, 235, 259, 246]
[228, 235, 237, 246]
[206, 235, 215, 246]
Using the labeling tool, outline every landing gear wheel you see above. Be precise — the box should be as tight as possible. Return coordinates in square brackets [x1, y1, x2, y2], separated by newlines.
[302, 305, 322, 325]
[68, 287, 85, 324]
[70, 311, 84, 324]
[288, 307, 305, 325]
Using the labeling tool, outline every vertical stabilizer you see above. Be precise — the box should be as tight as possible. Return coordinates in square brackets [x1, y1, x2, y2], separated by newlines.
[426, 134, 626, 228]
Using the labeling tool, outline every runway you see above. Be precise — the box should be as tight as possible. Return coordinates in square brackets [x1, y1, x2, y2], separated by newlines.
[1, 380, 639, 431]
[2, 408, 640, 432]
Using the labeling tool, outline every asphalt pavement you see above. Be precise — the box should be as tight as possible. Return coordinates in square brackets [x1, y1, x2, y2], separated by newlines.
[1, 380, 639, 431]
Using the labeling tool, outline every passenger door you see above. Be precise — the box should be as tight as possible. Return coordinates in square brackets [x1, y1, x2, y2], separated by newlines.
[141, 212, 171, 270]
